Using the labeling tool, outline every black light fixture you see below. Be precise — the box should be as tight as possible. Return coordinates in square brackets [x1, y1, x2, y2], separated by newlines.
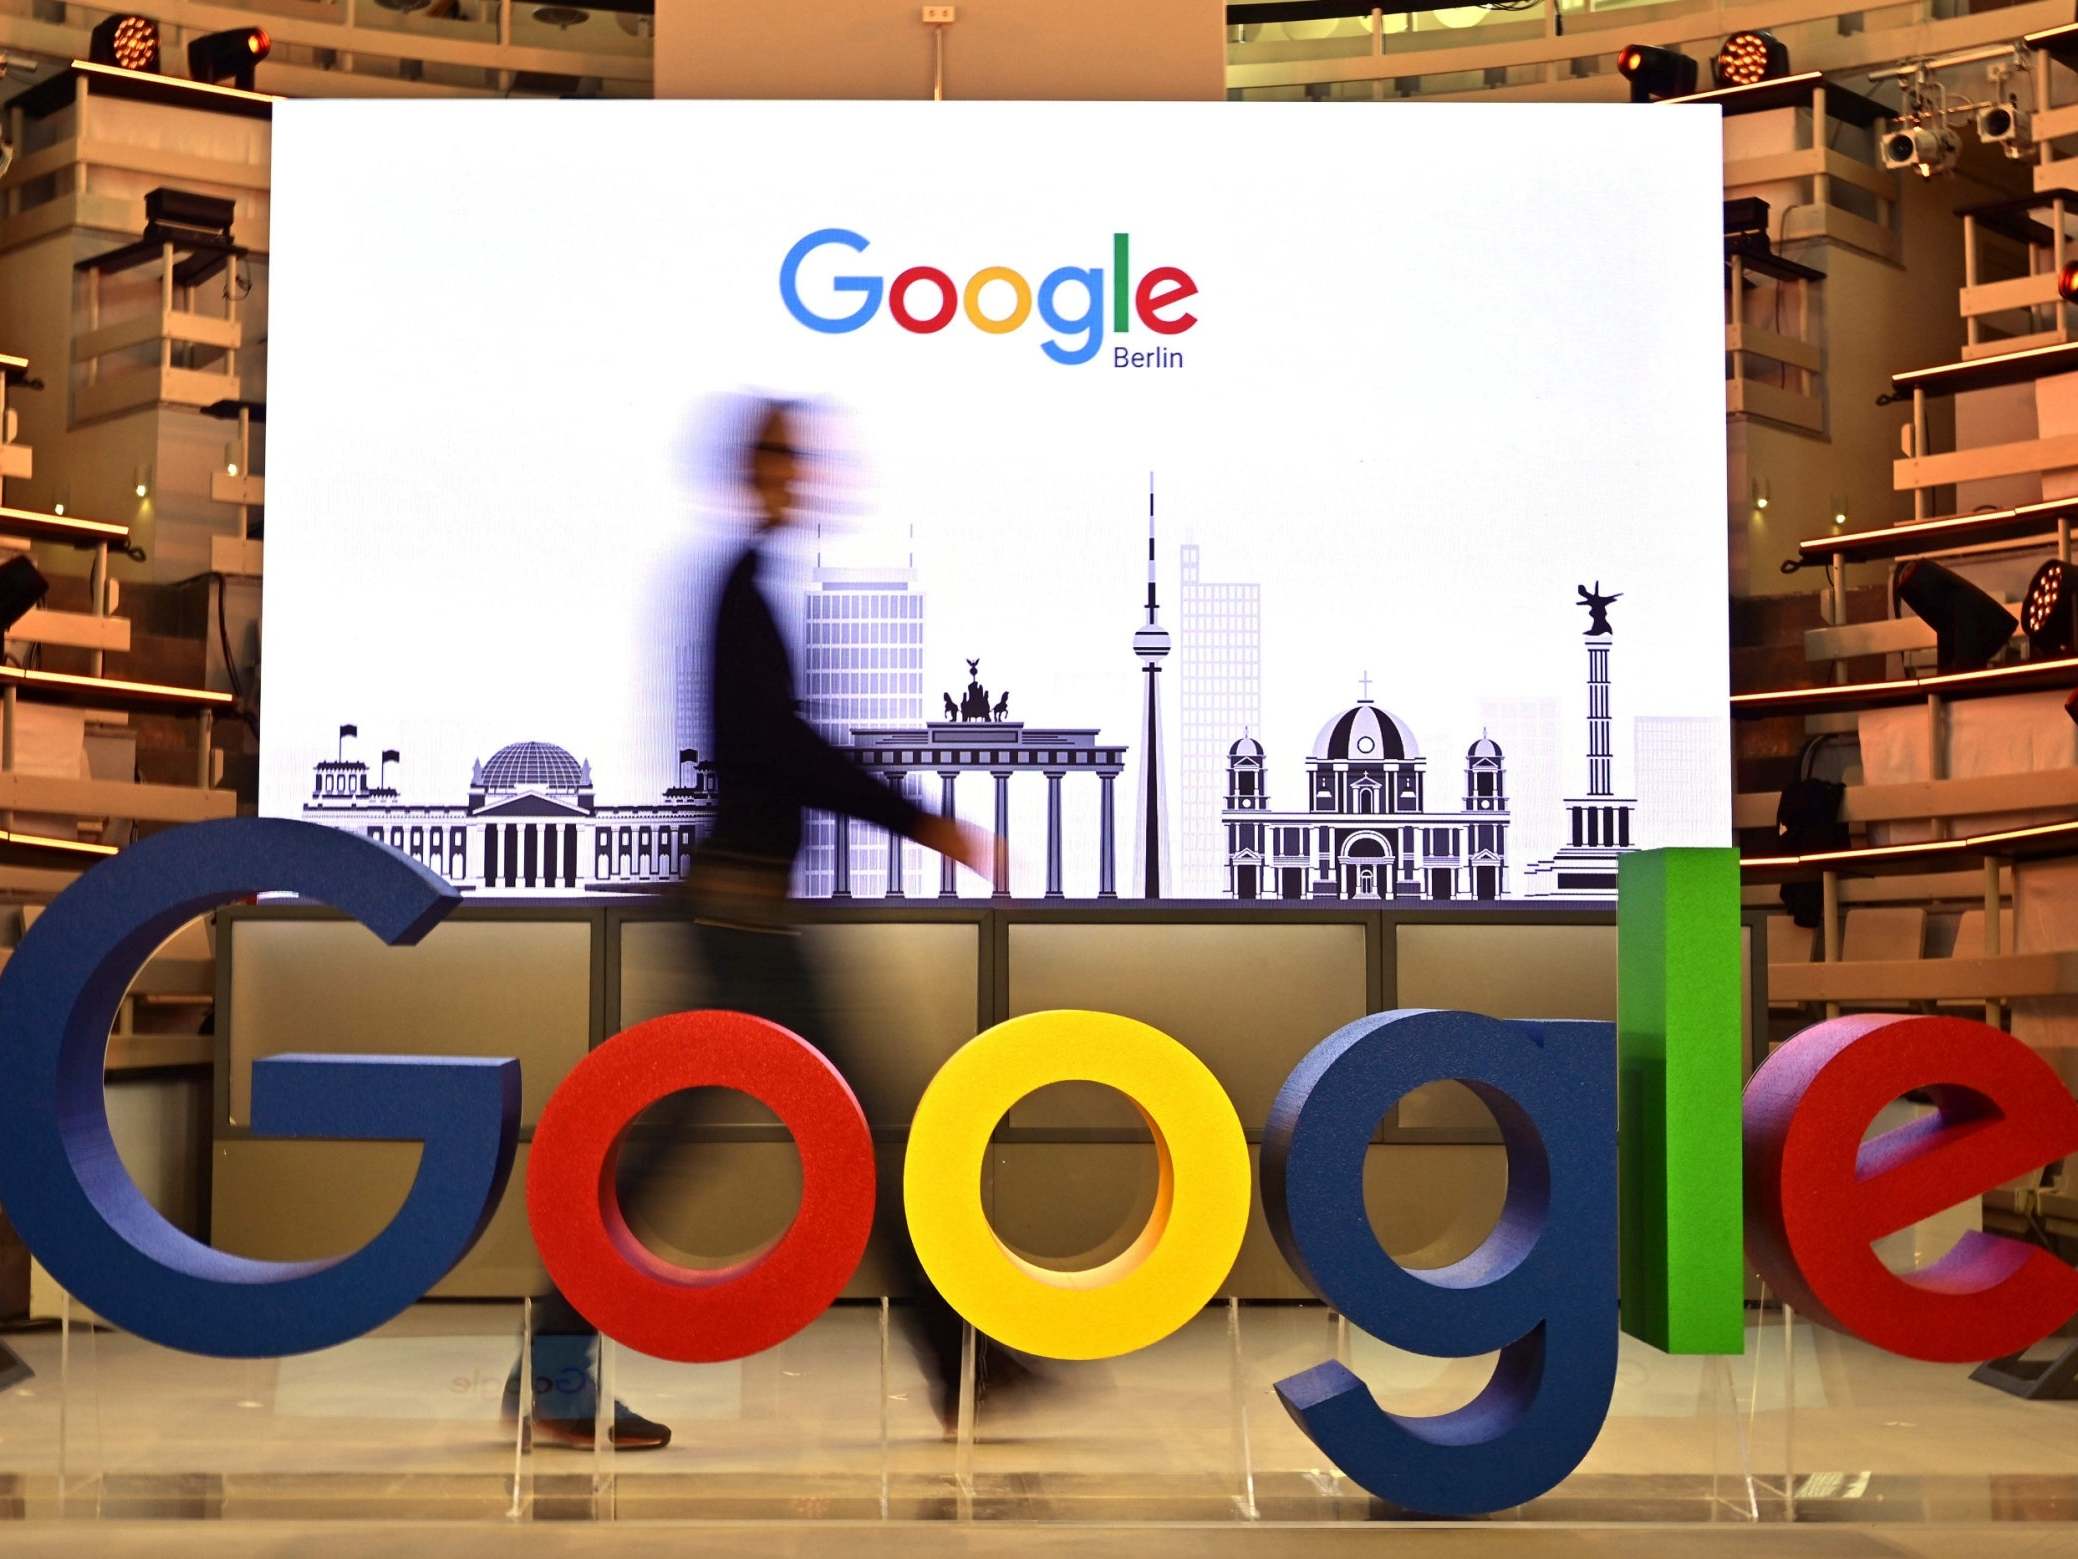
[89, 14, 161, 73]
[2024, 559, 2078, 658]
[1897, 559, 2017, 673]
[1724, 196, 1772, 258]
[187, 26, 270, 90]
[0, 555, 49, 635]
[1617, 43, 1697, 104]
[1711, 30, 1789, 89]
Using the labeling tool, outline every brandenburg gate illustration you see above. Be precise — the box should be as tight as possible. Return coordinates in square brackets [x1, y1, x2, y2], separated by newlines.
[835, 660, 1125, 899]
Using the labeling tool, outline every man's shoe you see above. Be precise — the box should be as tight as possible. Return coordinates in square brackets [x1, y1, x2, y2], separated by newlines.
[501, 1376, 673, 1451]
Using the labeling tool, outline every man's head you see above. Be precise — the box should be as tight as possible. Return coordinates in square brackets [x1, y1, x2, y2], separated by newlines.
[745, 398, 805, 531]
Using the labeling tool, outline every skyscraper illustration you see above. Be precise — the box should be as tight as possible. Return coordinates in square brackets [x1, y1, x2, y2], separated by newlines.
[1131, 475, 1172, 899]
[1179, 542, 1261, 898]
[1632, 715, 1724, 848]
[1477, 694, 1560, 876]
[799, 547, 926, 897]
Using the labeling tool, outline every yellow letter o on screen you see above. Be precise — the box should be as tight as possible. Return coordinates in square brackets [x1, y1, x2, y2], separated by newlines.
[903, 1010, 1250, 1360]
[961, 266, 1033, 334]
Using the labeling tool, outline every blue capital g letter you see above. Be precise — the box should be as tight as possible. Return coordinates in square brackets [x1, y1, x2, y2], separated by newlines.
[0, 818, 518, 1357]
[779, 228, 882, 333]
[1262, 1009, 1619, 1516]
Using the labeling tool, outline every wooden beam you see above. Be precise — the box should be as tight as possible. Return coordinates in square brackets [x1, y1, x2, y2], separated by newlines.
[1960, 271, 2063, 319]
[1743, 868, 2006, 907]
[73, 310, 241, 363]
[1895, 432, 2078, 492]
[0, 505, 128, 546]
[1770, 950, 2078, 1002]
[1729, 379, 1825, 433]
[0, 772, 233, 824]
[8, 608, 131, 654]
[1733, 768, 2078, 830]
[0, 665, 234, 714]
[1728, 323, 1821, 374]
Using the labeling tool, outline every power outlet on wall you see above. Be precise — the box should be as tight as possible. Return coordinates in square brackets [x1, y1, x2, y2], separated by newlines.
[922, 5, 955, 22]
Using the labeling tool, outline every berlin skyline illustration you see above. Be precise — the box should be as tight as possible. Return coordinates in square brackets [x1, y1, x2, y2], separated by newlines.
[297, 477, 1706, 902]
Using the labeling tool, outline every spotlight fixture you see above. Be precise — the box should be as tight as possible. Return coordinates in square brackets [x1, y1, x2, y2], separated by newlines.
[2060, 259, 2078, 304]
[187, 26, 269, 90]
[1724, 196, 1772, 258]
[1712, 29, 1788, 89]
[0, 555, 49, 635]
[1978, 99, 2030, 156]
[1617, 42, 1697, 104]
[1897, 558, 2017, 673]
[133, 463, 150, 500]
[1881, 121, 1960, 179]
[89, 14, 161, 73]
[2024, 559, 2078, 658]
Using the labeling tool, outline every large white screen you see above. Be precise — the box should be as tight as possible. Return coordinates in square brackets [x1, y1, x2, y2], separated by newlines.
[262, 100, 1729, 903]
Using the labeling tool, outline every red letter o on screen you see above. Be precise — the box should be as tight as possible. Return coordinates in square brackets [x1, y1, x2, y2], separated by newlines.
[1134, 267, 1198, 335]
[889, 266, 958, 333]
[1745, 1013, 2078, 1363]
[526, 1010, 875, 1363]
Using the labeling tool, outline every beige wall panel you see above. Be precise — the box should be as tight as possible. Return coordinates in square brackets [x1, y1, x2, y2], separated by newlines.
[657, 0, 1224, 102]
[1005, 922, 1368, 1131]
[227, 919, 593, 1129]
[1392, 922, 1615, 1131]
[212, 1139, 547, 1297]
[619, 920, 981, 1128]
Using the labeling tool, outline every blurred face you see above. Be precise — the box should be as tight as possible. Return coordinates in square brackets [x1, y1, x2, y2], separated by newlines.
[751, 409, 804, 530]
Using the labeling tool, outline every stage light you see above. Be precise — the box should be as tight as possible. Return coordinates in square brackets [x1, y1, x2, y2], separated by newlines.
[133, 464, 150, 500]
[1712, 30, 1788, 89]
[1897, 558, 2017, 673]
[0, 556, 49, 635]
[1617, 42, 1697, 103]
[2023, 559, 2077, 658]
[89, 15, 161, 73]
[1881, 121, 1959, 178]
[1724, 196, 1772, 259]
[1978, 100, 2030, 156]
[187, 26, 269, 90]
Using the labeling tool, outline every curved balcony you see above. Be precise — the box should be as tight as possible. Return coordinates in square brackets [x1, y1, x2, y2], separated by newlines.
[0, 0, 650, 99]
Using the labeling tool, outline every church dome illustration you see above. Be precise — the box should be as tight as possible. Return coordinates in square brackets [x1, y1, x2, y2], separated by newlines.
[1467, 733, 1504, 760]
[1229, 732, 1264, 759]
[481, 740, 586, 790]
[1311, 700, 1419, 763]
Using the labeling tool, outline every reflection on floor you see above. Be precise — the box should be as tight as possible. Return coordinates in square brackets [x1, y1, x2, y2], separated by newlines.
[0, 1301, 2072, 1531]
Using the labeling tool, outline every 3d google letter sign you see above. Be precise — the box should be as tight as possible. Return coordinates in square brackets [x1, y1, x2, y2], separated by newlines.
[2, 821, 2075, 1517]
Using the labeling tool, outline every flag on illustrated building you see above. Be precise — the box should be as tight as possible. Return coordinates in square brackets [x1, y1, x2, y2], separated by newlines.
[339, 724, 358, 738]
[381, 749, 400, 765]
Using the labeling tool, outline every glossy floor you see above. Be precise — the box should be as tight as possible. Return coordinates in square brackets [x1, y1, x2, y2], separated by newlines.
[0, 1301, 2071, 1530]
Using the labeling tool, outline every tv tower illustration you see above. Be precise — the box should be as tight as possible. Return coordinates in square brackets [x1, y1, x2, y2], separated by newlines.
[1131, 473, 1172, 899]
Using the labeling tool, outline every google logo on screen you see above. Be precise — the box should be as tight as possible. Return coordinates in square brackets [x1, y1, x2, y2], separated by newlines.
[779, 228, 1198, 365]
